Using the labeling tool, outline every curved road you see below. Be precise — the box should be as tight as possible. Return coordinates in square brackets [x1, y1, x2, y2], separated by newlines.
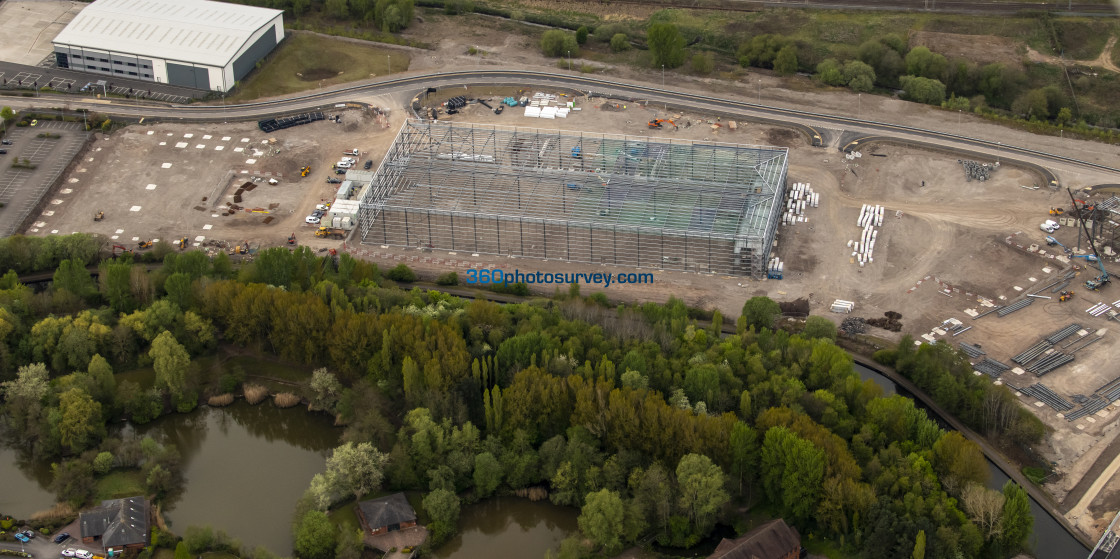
[11, 69, 1120, 184]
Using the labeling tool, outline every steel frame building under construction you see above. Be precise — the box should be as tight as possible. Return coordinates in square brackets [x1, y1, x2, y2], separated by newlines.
[358, 120, 789, 277]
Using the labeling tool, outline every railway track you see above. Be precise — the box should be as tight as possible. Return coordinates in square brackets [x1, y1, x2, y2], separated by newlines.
[569, 0, 1116, 15]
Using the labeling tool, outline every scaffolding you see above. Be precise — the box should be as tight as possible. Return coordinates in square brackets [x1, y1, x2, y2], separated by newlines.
[359, 120, 789, 277]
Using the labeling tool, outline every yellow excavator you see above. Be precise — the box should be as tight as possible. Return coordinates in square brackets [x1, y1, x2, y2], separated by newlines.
[137, 240, 153, 250]
[301, 165, 311, 177]
[93, 211, 104, 221]
[1049, 207, 1064, 215]
[176, 237, 188, 249]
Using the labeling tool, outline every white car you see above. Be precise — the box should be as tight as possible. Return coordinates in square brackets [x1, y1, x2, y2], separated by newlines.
[341, 157, 357, 163]
[315, 204, 331, 211]
[336, 162, 352, 169]
[305, 216, 321, 224]
[61, 549, 77, 557]
[75, 551, 93, 559]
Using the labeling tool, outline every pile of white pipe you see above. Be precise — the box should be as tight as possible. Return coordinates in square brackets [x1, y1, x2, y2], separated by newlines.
[782, 182, 819, 226]
[767, 257, 784, 276]
[1088, 303, 1112, 316]
[848, 204, 884, 267]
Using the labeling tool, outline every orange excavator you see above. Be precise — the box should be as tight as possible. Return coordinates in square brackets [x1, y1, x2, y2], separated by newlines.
[648, 119, 677, 130]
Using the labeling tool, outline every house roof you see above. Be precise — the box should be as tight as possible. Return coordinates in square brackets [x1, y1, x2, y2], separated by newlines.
[357, 493, 416, 529]
[79, 497, 150, 548]
[709, 519, 801, 559]
[52, 0, 282, 68]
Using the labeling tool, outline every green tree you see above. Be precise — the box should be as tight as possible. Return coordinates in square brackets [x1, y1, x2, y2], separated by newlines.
[802, 316, 837, 340]
[473, 451, 503, 497]
[1057, 107, 1072, 126]
[729, 421, 758, 495]
[150, 330, 192, 407]
[904, 46, 947, 79]
[0, 362, 50, 432]
[424, 488, 461, 545]
[842, 60, 876, 92]
[647, 23, 686, 68]
[174, 542, 190, 559]
[324, 0, 349, 19]
[51, 460, 95, 506]
[163, 272, 194, 310]
[294, 510, 337, 559]
[675, 454, 729, 535]
[0, 106, 14, 121]
[93, 451, 114, 474]
[58, 388, 103, 453]
[912, 529, 926, 559]
[741, 296, 780, 332]
[386, 263, 417, 282]
[1011, 88, 1050, 119]
[576, 26, 589, 45]
[610, 33, 630, 53]
[53, 259, 95, 300]
[578, 489, 626, 553]
[541, 30, 579, 58]
[773, 45, 798, 75]
[816, 58, 844, 86]
[1000, 481, 1032, 553]
[900, 75, 946, 105]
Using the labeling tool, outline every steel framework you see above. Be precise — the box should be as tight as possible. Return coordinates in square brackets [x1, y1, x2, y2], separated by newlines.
[358, 120, 788, 277]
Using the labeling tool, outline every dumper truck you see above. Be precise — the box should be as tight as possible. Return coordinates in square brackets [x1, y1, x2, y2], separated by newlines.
[315, 227, 346, 239]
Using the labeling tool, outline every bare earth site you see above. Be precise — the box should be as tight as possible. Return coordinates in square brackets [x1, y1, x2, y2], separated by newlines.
[7, 0, 1120, 551]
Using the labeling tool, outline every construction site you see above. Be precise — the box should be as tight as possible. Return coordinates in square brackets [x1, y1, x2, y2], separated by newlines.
[358, 120, 789, 277]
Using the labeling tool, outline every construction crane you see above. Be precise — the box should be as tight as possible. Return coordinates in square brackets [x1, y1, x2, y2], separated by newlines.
[1068, 188, 1109, 290]
[648, 119, 677, 130]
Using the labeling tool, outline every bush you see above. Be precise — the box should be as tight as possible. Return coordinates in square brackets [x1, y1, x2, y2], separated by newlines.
[93, 451, 114, 475]
[576, 26, 589, 45]
[387, 263, 417, 283]
[690, 52, 714, 75]
[273, 392, 300, 408]
[436, 271, 459, 286]
[610, 33, 630, 53]
[244, 384, 269, 405]
[648, 23, 686, 68]
[1022, 466, 1047, 484]
[541, 30, 578, 58]
[207, 393, 235, 407]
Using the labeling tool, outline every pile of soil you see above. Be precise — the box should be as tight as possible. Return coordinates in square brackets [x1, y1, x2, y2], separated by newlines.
[780, 298, 810, 317]
[866, 311, 903, 332]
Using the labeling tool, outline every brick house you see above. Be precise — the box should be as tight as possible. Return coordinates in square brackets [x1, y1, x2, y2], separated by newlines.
[79, 496, 150, 554]
[356, 493, 417, 536]
[709, 519, 802, 559]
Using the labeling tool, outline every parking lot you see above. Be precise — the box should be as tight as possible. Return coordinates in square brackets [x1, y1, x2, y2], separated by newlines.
[26, 103, 399, 250]
[0, 120, 90, 237]
[0, 527, 100, 559]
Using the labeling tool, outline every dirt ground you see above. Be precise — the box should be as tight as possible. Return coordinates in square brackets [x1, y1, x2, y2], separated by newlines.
[910, 30, 1027, 67]
[32, 100, 401, 252]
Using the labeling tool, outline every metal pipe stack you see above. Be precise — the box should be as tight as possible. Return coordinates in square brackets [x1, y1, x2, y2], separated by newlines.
[782, 182, 818, 226]
[850, 204, 884, 267]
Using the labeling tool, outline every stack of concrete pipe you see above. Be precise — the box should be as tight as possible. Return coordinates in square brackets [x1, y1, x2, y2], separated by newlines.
[848, 204, 884, 267]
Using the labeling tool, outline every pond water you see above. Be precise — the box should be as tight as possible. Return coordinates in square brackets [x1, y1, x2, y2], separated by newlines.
[0, 445, 55, 517]
[124, 401, 340, 555]
[432, 497, 578, 559]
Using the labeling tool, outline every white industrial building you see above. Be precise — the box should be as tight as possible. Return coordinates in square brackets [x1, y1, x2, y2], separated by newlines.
[51, 0, 284, 92]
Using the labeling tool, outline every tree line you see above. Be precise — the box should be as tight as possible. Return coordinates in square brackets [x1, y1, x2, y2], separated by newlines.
[0, 240, 1038, 558]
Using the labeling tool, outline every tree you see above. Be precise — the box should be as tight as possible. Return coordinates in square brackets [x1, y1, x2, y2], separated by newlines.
[647, 23, 686, 68]
[900, 75, 946, 105]
[802, 316, 837, 340]
[904, 46, 947, 80]
[424, 488, 461, 545]
[1000, 481, 1032, 553]
[51, 459, 96, 506]
[576, 26, 589, 45]
[773, 45, 798, 75]
[1057, 107, 1072, 126]
[729, 421, 758, 495]
[473, 451, 503, 497]
[1, 362, 50, 432]
[174, 541, 190, 559]
[164, 272, 193, 310]
[610, 33, 630, 53]
[93, 451, 114, 474]
[578, 489, 626, 553]
[541, 30, 579, 58]
[325, 442, 388, 501]
[294, 511, 337, 559]
[932, 431, 987, 493]
[324, 0, 349, 19]
[741, 296, 780, 332]
[675, 454, 729, 535]
[0, 106, 14, 121]
[150, 330, 191, 406]
[1011, 88, 1050, 119]
[960, 482, 1004, 541]
[912, 529, 926, 559]
[816, 59, 844, 86]
[842, 60, 876, 92]
[58, 388, 103, 453]
[310, 368, 343, 412]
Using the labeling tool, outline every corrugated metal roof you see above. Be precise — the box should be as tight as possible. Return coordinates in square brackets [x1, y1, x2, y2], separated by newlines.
[52, 0, 282, 68]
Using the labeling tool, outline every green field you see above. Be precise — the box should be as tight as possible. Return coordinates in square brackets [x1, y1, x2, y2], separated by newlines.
[95, 471, 145, 501]
[228, 33, 410, 102]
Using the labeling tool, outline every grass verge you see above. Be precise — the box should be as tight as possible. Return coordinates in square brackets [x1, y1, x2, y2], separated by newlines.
[227, 33, 410, 102]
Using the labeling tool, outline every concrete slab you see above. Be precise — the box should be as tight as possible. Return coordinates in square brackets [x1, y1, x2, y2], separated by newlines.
[0, 0, 85, 66]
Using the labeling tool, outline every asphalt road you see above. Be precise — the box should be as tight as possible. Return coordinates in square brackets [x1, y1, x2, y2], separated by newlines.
[3, 69, 1118, 187]
[0, 532, 99, 559]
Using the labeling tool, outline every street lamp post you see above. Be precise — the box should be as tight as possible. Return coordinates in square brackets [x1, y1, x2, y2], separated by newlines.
[757, 79, 761, 103]
[997, 141, 1001, 164]
[387, 55, 391, 74]
[662, 65, 665, 87]
[958, 110, 962, 135]
[858, 93, 861, 118]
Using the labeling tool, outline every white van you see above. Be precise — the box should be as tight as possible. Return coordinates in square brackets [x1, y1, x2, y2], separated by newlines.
[1040, 220, 1059, 233]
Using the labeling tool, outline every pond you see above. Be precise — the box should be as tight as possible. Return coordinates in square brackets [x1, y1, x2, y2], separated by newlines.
[0, 445, 55, 517]
[124, 401, 341, 555]
[432, 497, 578, 559]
